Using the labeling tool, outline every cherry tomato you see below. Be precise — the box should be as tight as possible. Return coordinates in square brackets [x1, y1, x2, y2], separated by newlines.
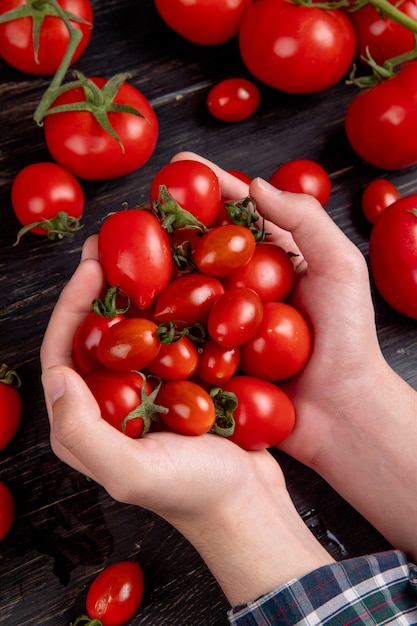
[11, 162, 84, 240]
[150, 160, 221, 229]
[361, 178, 400, 224]
[207, 77, 260, 122]
[194, 224, 256, 276]
[223, 242, 296, 302]
[369, 194, 417, 319]
[0, 481, 14, 540]
[269, 159, 331, 206]
[197, 340, 240, 386]
[147, 336, 199, 380]
[0, 364, 22, 450]
[227, 169, 252, 184]
[240, 302, 312, 380]
[208, 287, 263, 347]
[83, 561, 144, 626]
[97, 318, 161, 372]
[85, 369, 153, 438]
[238, 0, 355, 93]
[0, 0, 92, 75]
[73, 313, 125, 377]
[43, 76, 158, 180]
[98, 209, 172, 311]
[156, 380, 216, 436]
[345, 61, 417, 170]
[153, 0, 253, 45]
[221, 376, 295, 450]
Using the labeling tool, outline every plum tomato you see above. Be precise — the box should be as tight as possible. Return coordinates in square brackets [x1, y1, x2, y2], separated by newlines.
[0, 481, 14, 540]
[207, 287, 263, 347]
[361, 178, 400, 224]
[269, 159, 331, 206]
[156, 380, 216, 436]
[0, 363, 22, 450]
[194, 224, 256, 276]
[97, 318, 161, 372]
[147, 336, 199, 381]
[197, 340, 240, 386]
[207, 77, 260, 122]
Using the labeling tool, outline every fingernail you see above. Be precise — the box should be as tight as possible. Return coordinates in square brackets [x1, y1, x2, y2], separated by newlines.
[42, 368, 66, 404]
[255, 177, 282, 195]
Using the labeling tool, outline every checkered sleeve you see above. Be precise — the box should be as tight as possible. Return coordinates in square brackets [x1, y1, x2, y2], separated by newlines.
[228, 550, 417, 625]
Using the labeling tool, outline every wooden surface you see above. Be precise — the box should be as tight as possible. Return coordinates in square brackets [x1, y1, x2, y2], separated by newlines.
[1, 1, 417, 624]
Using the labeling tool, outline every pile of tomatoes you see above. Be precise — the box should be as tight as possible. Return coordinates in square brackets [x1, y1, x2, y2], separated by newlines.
[72, 160, 311, 451]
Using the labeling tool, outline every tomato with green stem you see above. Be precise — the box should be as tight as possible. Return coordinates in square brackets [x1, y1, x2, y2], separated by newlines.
[0, 363, 22, 450]
[147, 335, 199, 381]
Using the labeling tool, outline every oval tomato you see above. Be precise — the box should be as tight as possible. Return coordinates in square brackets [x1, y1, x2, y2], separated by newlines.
[84, 561, 144, 626]
[361, 178, 400, 224]
[0, 0, 92, 74]
[238, 0, 355, 93]
[269, 159, 331, 206]
[345, 61, 417, 170]
[207, 287, 263, 347]
[240, 302, 312, 380]
[0, 364, 22, 450]
[147, 336, 199, 380]
[97, 318, 161, 372]
[221, 376, 295, 450]
[73, 312, 125, 377]
[194, 224, 256, 276]
[43, 76, 158, 180]
[98, 209, 172, 311]
[154, 0, 253, 45]
[369, 194, 417, 319]
[207, 77, 260, 122]
[0, 481, 14, 540]
[197, 340, 240, 385]
[156, 380, 216, 436]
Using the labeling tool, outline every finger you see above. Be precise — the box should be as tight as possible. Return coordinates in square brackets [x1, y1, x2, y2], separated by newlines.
[81, 234, 99, 261]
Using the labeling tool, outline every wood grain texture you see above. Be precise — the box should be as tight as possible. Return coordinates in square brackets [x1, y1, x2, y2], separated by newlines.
[0, 1, 416, 624]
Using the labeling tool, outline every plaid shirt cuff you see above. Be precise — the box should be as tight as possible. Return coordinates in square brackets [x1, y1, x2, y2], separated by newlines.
[228, 550, 417, 625]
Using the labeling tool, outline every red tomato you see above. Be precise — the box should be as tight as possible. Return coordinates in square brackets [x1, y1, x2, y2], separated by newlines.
[154, 273, 224, 327]
[156, 380, 216, 436]
[361, 178, 400, 224]
[369, 194, 417, 319]
[153, 0, 253, 45]
[0, 0, 92, 74]
[227, 169, 252, 184]
[220, 376, 295, 450]
[11, 162, 84, 240]
[347, 0, 417, 66]
[207, 78, 260, 122]
[197, 340, 240, 385]
[97, 318, 161, 372]
[98, 209, 172, 311]
[0, 363, 22, 450]
[269, 159, 331, 206]
[0, 481, 14, 540]
[150, 160, 221, 230]
[345, 61, 417, 170]
[85, 369, 153, 438]
[84, 561, 144, 626]
[147, 336, 199, 380]
[238, 0, 355, 93]
[194, 224, 256, 276]
[73, 312, 125, 377]
[240, 302, 312, 380]
[223, 242, 296, 302]
[208, 287, 263, 347]
[43, 76, 158, 180]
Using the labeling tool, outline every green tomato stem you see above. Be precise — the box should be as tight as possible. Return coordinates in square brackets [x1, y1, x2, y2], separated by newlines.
[365, 0, 417, 33]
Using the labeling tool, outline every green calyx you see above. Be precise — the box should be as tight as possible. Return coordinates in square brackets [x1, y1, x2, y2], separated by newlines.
[92, 286, 130, 318]
[209, 387, 237, 437]
[0, 363, 21, 389]
[156, 321, 207, 345]
[14, 211, 82, 245]
[152, 185, 208, 233]
[121, 373, 168, 437]
[224, 196, 267, 242]
[73, 615, 102, 626]
[347, 42, 417, 88]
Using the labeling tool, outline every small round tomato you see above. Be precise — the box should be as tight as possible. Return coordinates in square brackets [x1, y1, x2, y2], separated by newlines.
[208, 287, 263, 347]
[220, 376, 295, 450]
[197, 340, 240, 385]
[194, 224, 256, 276]
[97, 318, 161, 372]
[207, 78, 260, 122]
[11, 162, 84, 240]
[156, 380, 216, 436]
[361, 178, 400, 224]
[84, 561, 144, 626]
[73, 311, 125, 376]
[0, 363, 22, 450]
[240, 302, 312, 380]
[227, 169, 252, 184]
[269, 159, 331, 206]
[0, 481, 14, 540]
[147, 336, 199, 380]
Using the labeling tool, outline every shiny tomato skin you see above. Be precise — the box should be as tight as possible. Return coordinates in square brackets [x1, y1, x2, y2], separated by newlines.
[99, 209, 172, 311]
[73, 312, 125, 376]
[345, 61, 417, 170]
[239, 0, 355, 93]
[0, 0, 92, 74]
[157, 380, 216, 436]
[197, 340, 240, 385]
[85, 561, 144, 626]
[11, 162, 84, 236]
[207, 77, 260, 122]
[0, 377, 22, 450]
[147, 336, 199, 380]
[0, 481, 14, 540]
[194, 224, 256, 277]
[240, 302, 312, 381]
[43, 77, 158, 180]
[150, 160, 221, 228]
[154, 273, 224, 327]
[97, 318, 161, 372]
[227, 169, 252, 184]
[222, 376, 295, 450]
[369, 195, 417, 319]
[361, 178, 400, 224]
[222, 242, 296, 302]
[269, 159, 331, 206]
[208, 287, 263, 347]
[154, 0, 253, 45]
[85, 369, 152, 438]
